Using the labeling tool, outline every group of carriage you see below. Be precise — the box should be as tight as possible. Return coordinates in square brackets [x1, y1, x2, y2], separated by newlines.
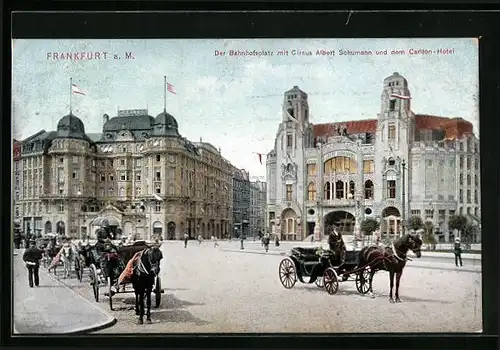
[37, 235, 164, 312]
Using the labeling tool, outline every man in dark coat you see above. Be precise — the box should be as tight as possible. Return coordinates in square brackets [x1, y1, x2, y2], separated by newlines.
[23, 240, 43, 287]
[454, 238, 463, 267]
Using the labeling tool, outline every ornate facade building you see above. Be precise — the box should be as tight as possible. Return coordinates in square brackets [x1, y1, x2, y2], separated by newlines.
[266, 72, 480, 242]
[249, 180, 267, 237]
[13, 108, 234, 240]
[232, 168, 250, 238]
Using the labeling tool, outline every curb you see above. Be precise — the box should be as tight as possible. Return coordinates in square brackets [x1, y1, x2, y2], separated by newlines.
[40, 268, 117, 334]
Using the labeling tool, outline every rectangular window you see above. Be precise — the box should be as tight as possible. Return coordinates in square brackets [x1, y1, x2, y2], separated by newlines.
[109, 174, 114, 181]
[72, 156, 78, 163]
[109, 160, 114, 166]
[426, 159, 433, 167]
[466, 157, 471, 169]
[59, 158, 64, 163]
[425, 209, 434, 219]
[58, 203, 65, 212]
[449, 209, 455, 217]
[459, 142, 464, 151]
[135, 187, 141, 196]
[100, 160, 105, 166]
[72, 171, 79, 179]
[307, 164, 317, 176]
[459, 173, 463, 185]
[155, 171, 161, 181]
[155, 202, 161, 212]
[467, 175, 471, 186]
[286, 184, 293, 201]
[363, 160, 374, 173]
[136, 173, 141, 181]
[120, 159, 125, 165]
[120, 173, 126, 181]
[438, 210, 446, 222]
[388, 124, 396, 139]
[459, 189, 463, 202]
[155, 183, 161, 194]
[410, 210, 421, 217]
[387, 180, 396, 198]
[466, 190, 471, 203]
[389, 100, 396, 111]
[135, 158, 142, 167]
[459, 156, 464, 168]
[100, 188, 105, 196]
[474, 190, 478, 204]
[286, 134, 293, 148]
[156, 155, 161, 162]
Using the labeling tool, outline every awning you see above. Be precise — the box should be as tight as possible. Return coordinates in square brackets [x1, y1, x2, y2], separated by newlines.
[91, 216, 120, 227]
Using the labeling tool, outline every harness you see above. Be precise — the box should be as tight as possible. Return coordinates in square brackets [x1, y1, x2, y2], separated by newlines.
[134, 249, 154, 276]
[391, 244, 406, 261]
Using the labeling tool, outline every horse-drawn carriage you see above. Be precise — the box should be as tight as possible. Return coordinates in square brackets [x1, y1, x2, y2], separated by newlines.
[84, 240, 164, 312]
[278, 246, 370, 295]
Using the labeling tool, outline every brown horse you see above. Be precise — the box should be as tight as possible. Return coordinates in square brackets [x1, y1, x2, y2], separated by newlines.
[357, 233, 422, 303]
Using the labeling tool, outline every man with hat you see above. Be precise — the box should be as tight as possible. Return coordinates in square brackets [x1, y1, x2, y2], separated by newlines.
[22, 240, 43, 287]
[328, 222, 347, 276]
[453, 237, 463, 267]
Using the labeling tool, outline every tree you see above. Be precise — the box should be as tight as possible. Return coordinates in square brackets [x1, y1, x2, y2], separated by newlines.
[462, 222, 477, 249]
[448, 215, 468, 239]
[360, 218, 380, 235]
[407, 216, 424, 232]
[360, 218, 380, 245]
[422, 220, 437, 248]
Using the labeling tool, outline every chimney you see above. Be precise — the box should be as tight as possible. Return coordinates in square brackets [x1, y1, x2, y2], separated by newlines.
[103, 114, 109, 126]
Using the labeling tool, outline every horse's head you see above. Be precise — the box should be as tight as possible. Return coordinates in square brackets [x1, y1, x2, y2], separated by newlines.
[143, 246, 163, 276]
[406, 233, 423, 258]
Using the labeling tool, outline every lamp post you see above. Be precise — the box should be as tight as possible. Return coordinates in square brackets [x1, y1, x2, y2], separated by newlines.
[401, 159, 406, 235]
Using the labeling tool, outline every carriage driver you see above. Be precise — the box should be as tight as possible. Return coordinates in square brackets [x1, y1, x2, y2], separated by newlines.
[328, 222, 347, 266]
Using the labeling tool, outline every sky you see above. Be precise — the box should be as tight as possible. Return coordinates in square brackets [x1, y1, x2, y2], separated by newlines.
[12, 38, 479, 179]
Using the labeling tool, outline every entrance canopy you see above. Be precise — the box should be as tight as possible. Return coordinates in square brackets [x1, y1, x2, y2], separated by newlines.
[91, 216, 120, 227]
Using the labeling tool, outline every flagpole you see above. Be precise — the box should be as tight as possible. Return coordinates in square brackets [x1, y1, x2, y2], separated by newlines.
[70, 77, 72, 114]
[164, 76, 167, 111]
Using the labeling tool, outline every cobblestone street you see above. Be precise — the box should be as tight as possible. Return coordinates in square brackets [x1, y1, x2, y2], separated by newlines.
[13, 240, 481, 334]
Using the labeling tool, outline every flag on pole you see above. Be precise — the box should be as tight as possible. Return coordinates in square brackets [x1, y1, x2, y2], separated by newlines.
[71, 84, 86, 96]
[390, 93, 411, 100]
[253, 152, 264, 165]
[167, 82, 176, 94]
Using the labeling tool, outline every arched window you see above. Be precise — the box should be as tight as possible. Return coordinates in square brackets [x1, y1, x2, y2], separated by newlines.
[286, 163, 292, 172]
[349, 181, 355, 198]
[308, 182, 316, 201]
[324, 156, 357, 174]
[364, 180, 374, 199]
[324, 182, 331, 200]
[335, 180, 344, 199]
[474, 207, 478, 217]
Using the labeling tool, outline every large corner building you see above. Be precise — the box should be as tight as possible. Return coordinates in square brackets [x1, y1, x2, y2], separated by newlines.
[13, 108, 235, 240]
[266, 72, 481, 243]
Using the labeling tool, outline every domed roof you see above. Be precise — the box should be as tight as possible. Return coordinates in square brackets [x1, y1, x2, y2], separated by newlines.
[155, 110, 179, 129]
[153, 109, 180, 137]
[55, 113, 90, 141]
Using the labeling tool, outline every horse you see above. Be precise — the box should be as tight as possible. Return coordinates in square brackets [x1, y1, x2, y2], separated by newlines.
[60, 244, 76, 279]
[357, 233, 423, 303]
[131, 246, 163, 324]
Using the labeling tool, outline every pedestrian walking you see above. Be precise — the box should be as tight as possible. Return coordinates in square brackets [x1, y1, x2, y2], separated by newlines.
[184, 233, 189, 248]
[275, 235, 280, 247]
[22, 240, 43, 288]
[240, 235, 245, 250]
[198, 235, 203, 245]
[454, 238, 463, 267]
[212, 236, 219, 247]
[263, 234, 270, 252]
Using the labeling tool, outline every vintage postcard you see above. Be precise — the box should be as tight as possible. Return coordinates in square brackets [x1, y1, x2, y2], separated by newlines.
[12, 38, 481, 333]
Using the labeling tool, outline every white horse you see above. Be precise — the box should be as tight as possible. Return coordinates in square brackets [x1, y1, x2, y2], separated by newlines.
[60, 243, 76, 279]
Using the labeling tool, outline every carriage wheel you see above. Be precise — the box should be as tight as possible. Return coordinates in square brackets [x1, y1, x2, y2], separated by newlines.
[355, 267, 371, 294]
[107, 277, 114, 311]
[154, 276, 162, 308]
[278, 258, 297, 289]
[315, 276, 324, 288]
[323, 267, 339, 295]
[89, 264, 99, 302]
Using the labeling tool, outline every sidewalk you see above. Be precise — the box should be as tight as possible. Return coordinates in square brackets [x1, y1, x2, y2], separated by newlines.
[13, 250, 116, 334]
